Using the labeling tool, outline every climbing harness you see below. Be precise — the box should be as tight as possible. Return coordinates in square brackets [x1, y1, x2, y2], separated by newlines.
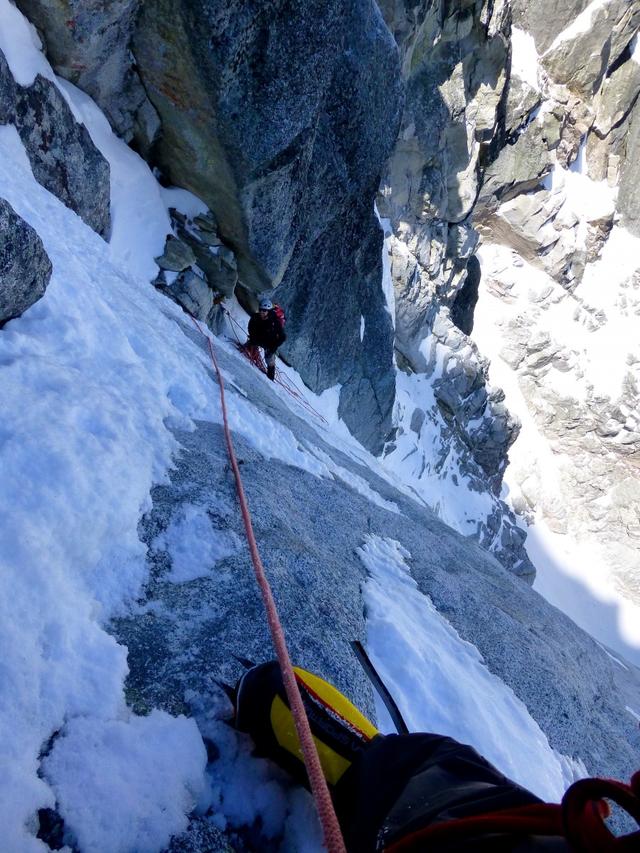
[222, 306, 328, 424]
[189, 314, 347, 853]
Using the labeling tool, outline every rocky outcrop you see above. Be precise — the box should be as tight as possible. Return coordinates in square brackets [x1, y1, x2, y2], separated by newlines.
[428, 309, 520, 485]
[479, 122, 552, 213]
[504, 73, 541, 137]
[13, 0, 159, 153]
[0, 48, 110, 236]
[541, 1, 640, 99]
[509, 0, 591, 54]
[153, 208, 238, 327]
[0, 197, 52, 326]
[376, 0, 516, 474]
[512, 0, 640, 88]
[482, 188, 588, 289]
[378, 0, 510, 333]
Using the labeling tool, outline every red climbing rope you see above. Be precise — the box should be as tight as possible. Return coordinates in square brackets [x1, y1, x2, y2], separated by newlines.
[189, 315, 347, 853]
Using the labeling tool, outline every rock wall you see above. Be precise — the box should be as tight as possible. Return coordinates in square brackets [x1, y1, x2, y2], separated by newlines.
[479, 0, 640, 277]
[377, 1, 518, 480]
[5, 0, 403, 453]
[378, 0, 509, 366]
[131, 0, 403, 453]
[371, 2, 536, 575]
[0, 42, 110, 323]
[13, 0, 160, 153]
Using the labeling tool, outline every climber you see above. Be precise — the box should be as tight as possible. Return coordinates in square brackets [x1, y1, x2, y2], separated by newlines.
[244, 298, 286, 381]
[233, 660, 640, 852]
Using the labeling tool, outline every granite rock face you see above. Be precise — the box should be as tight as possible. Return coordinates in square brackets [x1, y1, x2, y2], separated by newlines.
[0, 48, 110, 237]
[374, 1, 534, 573]
[132, 0, 403, 454]
[9, 0, 402, 453]
[541, 1, 640, 99]
[509, 0, 591, 54]
[378, 0, 510, 349]
[618, 97, 640, 236]
[13, 0, 160, 153]
[0, 197, 52, 326]
[428, 309, 520, 485]
[153, 207, 239, 327]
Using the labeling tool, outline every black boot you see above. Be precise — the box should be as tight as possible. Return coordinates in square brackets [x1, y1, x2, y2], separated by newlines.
[267, 364, 275, 381]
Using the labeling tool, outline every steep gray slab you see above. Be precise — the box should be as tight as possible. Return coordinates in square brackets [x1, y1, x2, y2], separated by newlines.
[510, 0, 591, 54]
[112, 320, 640, 826]
[593, 56, 640, 137]
[0, 197, 52, 326]
[541, 0, 640, 98]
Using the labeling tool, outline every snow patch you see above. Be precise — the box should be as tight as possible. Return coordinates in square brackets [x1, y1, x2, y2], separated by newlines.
[511, 28, 540, 91]
[382, 370, 495, 533]
[0, 0, 54, 86]
[42, 712, 206, 853]
[198, 718, 323, 851]
[154, 504, 241, 584]
[0, 10, 216, 846]
[361, 535, 575, 801]
[56, 78, 171, 281]
[161, 186, 209, 220]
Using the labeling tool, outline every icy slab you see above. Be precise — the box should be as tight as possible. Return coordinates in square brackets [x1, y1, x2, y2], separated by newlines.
[361, 535, 581, 801]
